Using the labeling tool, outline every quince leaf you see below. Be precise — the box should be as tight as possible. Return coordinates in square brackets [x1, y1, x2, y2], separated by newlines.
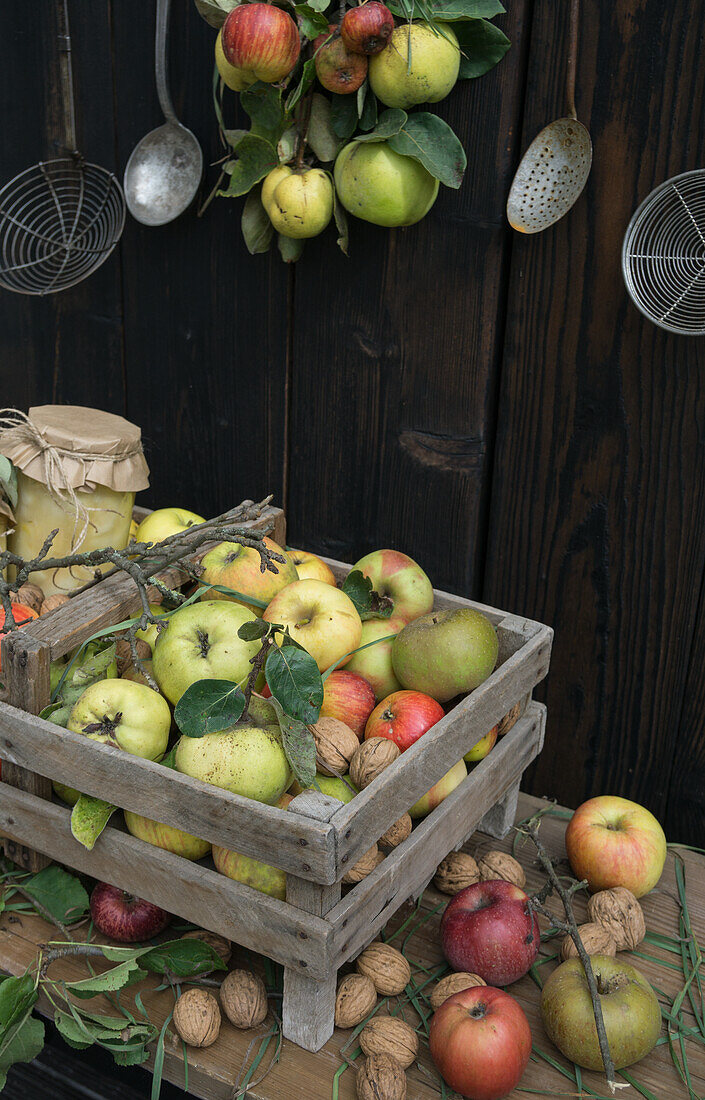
[342, 569, 394, 620]
[218, 135, 278, 199]
[0, 1013, 44, 1089]
[278, 234, 305, 263]
[20, 864, 89, 925]
[330, 94, 359, 141]
[267, 694, 317, 788]
[193, 0, 239, 28]
[240, 82, 287, 143]
[354, 108, 407, 143]
[455, 18, 511, 78]
[140, 939, 227, 978]
[295, 2, 330, 38]
[71, 795, 119, 850]
[388, 112, 466, 188]
[242, 188, 274, 254]
[307, 94, 343, 162]
[238, 617, 270, 641]
[174, 678, 246, 737]
[265, 644, 323, 723]
[333, 192, 349, 256]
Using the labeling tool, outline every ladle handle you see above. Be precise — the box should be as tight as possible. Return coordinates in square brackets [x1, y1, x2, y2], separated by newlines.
[566, 0, 579, 120]
[57, 0, 78, 154]
[155, 0, 178, 124]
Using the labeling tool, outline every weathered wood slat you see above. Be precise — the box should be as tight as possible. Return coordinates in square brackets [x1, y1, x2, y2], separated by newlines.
[0, 785, 332, 979]
[328, 704, 545, 966]
[0, 705, 336, 882]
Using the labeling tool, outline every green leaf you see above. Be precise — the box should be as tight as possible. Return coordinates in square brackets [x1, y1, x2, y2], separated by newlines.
[388, 0, 504, 16]
[342, 569, 394, 620]
[238, 618, 270, 641]
[388, 112, 466, 188]
[0, 1015, 44, 1088]
[277, 125, 299, 162]
[151, 1012, 173, 1100]
[242, 188, 274, 255]
[70, 795, 118, 850]
[223, 128, 249, 149]
[354, 108, 408, 143]
[240, 82, 287, 143]
[218, 135, 279, 198]
[0, 456, 17, 511]
[296, 2, 330, 38]
[285, 58, 317, 113]
[174, 678, 246, 738]
[54, 1010, 94, 1050]
[455, 18, 511, 77]
[0, 972, 36, 1033]
[278, 234, 305, 263]
[141, 939, 227, 979]
[334, 191, 349, 256]
[307, 94, 343, 162]
[307, 0, 331, 10]
[267, 695, 317, 787]
[358, 84, 378, 132]
[20, 865, 89, 925]
[66, 960, 147, 998]
[330, 94, 359, 141]
[265, 644, 324, 723]
[160, 745, 178, 770]
[193, 0, 239, 28]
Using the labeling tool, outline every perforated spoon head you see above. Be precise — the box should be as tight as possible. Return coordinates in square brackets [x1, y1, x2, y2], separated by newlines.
[506, 117, 592, 234]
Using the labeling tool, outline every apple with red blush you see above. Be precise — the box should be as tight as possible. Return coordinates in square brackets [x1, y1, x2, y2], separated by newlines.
[441, 880, 539, 986]
[341, 2, 395, 55]
[430, 985, 532, 1100]
[222, 3, 300, 84]
[364, 688, 444, 751]
[314, 26, 368, 94]
[90, 882, 171, 943]
[320, 669, 376, 738]
[565, 795, 667, 898]
[351, 548, 434, 624]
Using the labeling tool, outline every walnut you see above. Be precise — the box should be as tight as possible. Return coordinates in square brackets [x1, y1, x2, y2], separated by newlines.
[11, 584, 44, 614]
[379, 814, 412, 851]
[477, 850, 526, 888]
[350, 737, 401, 789]
[560, 922, 617, 961]
[335, 973, 377, 1028]
[498, 700, 523, 737]
[220, 970, 268, 1028]
[434, 852, 480, 894]
[311, 717, 360, 776]
[342, 844, 380, 884]
[173, 988, 221, 1048]
[115, 637, 152, 676]
[587, 887, 646, 950]
[40, 594, 70, 615]
[356, 942, 411, 996]
[181, 929, 232, 969]
[356, 1053, 407, 1100]
[359, 1016, 418, 1069]
[429, 972, 486, 1011]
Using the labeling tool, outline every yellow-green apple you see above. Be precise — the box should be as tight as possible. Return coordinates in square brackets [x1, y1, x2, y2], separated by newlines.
[464, 724, 498, 764]
[341, 2, 394, 55]
[541, 956, 661, 1070]
[314, 26, 368, 94]
[215, 28, 253, 91]
[565, 796, 667, 898]
[152, 600, 263, 705]
[290, 772, 358, 803]
[212, 845, 286, 900]
[365, 689, 444, 751]
[334, 139, 439, 227]
[261, 165, 294, 214]
[124, 810, 211, 861]
[200, 536, 297, 613]
[320, 670, 376, 738]
[67, 679, 170, 760]
[134, 507, 205, 545]
[53, 780, 80, 806]
[90, 882, 171, 943]
[441, 881, 539, 985]
[175, 725, 291, 804]
[287, 548, 336, 586]
[351, 550, 433, 624]
[267, 169, 334, 239]
[222, 3, 301, 83]
[247, 692, 278, 728]
[345, 615, 406, 700]
[392, 608, 498, 703]
[368, 22, 460, 108]
[430, 986, 532, 1100]
[409, 758, 466, 818]
[263, 579, 362, 672]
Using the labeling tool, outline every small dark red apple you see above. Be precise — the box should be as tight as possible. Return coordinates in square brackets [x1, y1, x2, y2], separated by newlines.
[314, 26, 368, 94]
[222, 3, 301, 84]
[441, 880, 539, 986]
[341, 2, 394, 55]
[364, 688, 444, 751]
[90, 882, 172, 943]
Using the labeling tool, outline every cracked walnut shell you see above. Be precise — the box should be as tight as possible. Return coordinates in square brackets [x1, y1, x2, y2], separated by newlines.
[219, 970, 268, 1028]
[350, 737, 401, 789]
[587, 887, 646, 950]
[335, 974, 378, 1028]
[173, 988, 221, 1048]
[356, 942, 411, 996]
[477, 850, 526, 888]
[359, 1016, 418, 1069]
[560, 922, 617, 961]
[434, 852, 481, 894]
[356, 1053, 407, 1100]
[311, 717, 360, 776]
[430, 972, 486, 1011]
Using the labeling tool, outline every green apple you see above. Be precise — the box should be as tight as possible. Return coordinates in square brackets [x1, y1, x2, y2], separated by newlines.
[541, 956, 661, 1070]
[267, 168, 334, 239]
[287, 548, 336, 586]
[290, 772, 358, 804]
[263, 579, 362, 673]
[247, 692, 278, 728]
[345, 615, 406, 701]
[334, 140, 439, 227]
[152, 600, 262, 705]
[134, 507, 205, 545]
[53, 780, 80, 806]
[200, 536, 298, 613]
[67, 679, 171, 759]
[409, 758, 466, 818]
[368, 22, 460, 109]
[212, 845, 286, 900]
[175, 724, 291, 804]
[464, 724, 498, 764]
[392, 608, 498, 703]
[215, 29, 254, 91]
[124, 810, 211, 861]
[351, 550, 434, 624]
[262, 165, 294, 213]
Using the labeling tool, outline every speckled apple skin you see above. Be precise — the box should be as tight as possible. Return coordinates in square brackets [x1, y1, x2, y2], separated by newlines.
[441, 880, 539, 985]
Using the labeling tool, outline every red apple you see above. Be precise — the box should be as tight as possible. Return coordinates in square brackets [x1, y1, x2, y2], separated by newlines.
[341, 2, 394, 55]
[430, 986, 532, 1100]
[222, 3, 301, 84]
[90, 882, 171, 943]
[320, 669, 376, 738]
[314, 26, 368, 94]
[441, 880, 539, 986]
[565, 795, 667, 898]
[351, 548, 434, 624]
[364, 689, 444, 751]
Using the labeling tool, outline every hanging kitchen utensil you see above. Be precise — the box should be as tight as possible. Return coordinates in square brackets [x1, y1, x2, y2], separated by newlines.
[622, 169, 705, 335]
[123, 0, 203, 226]
[0, 0, 125, 296]
[506, 0, 592, 234]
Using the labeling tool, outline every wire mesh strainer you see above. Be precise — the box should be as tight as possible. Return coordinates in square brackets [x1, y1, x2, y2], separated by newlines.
[0, 0, 125, 296]
[622, 169, 705, 335]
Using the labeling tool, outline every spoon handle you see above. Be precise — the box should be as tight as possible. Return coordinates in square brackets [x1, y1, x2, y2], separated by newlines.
[566, 0, 579, 120]
[155, 0, 178, 124]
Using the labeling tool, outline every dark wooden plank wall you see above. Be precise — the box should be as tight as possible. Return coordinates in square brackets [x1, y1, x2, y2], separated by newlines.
[1, 1, 704, 844]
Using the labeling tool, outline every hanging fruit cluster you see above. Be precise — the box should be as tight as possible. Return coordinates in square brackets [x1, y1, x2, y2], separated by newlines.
[195, 0, 510, 261]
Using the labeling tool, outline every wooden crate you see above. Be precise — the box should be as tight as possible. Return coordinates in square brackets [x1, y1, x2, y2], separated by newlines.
[0, 506, 553, 1051]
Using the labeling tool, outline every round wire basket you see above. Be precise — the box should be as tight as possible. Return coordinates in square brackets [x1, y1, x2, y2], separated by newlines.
[0, 157, 125, 296]
[622, 169, 705, 336]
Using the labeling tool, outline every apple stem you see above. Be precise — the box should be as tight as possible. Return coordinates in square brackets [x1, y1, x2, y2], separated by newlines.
[520, 820, 621, 1092]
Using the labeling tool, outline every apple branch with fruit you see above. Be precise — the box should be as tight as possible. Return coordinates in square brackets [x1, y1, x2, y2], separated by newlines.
[197, 0, 511, 261]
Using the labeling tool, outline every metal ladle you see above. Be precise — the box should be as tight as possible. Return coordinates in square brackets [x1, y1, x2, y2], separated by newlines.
[506, 0, 592, 234]
[123, 0, 203, 226]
